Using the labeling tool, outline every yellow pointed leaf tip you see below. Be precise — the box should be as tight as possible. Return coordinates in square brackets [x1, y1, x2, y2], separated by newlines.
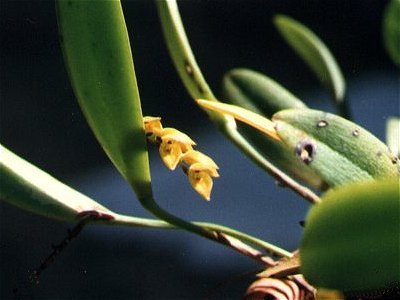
[197, 99, 282, 141]
[143, 116, 163, 136]
[188, 163, 214, 201]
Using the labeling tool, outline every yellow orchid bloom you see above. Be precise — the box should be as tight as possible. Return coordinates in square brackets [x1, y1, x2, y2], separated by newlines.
[187, 162, 216, 201]
[143, 116, 163, 136]
[181, 150, 219, 177]
[159, 128, 196, 170]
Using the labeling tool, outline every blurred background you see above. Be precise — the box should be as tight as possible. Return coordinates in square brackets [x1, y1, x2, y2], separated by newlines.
[0, 0, 398, 299]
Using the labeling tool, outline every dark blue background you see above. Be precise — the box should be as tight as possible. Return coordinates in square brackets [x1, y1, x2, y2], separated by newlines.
[1, 0, 397, 299]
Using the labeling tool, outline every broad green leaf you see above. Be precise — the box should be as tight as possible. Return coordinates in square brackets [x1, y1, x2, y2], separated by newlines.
[300, 179, 400, 292]
[383, 0, 400, 66]
[56, 1, 152, 201]
[0, 144, 110, 222]
[273, 109, 399, 186]
[222, 68, 306, 118]
[386, 116, 400, 158]
[274, 15, 346, 103]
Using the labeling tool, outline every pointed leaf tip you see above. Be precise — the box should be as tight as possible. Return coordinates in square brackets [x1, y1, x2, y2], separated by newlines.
[197, 100, 281, 142]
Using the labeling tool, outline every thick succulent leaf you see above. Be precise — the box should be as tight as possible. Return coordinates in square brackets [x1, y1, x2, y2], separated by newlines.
[221, 72, 322, 188]
[0, 144, 110, 222]
[56, 1, 152, 200]
[273, 109, 399, 185]
[222, 68, 306, 118]
[274, 15, 345, 103]
[300, 179, 400, 292]
[383, 0, 400, 66]
[386, 116, 400, 158]
[222, 69, 326, 189]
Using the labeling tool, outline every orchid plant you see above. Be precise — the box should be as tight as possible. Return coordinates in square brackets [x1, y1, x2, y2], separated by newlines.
[1, 0, 399, 299]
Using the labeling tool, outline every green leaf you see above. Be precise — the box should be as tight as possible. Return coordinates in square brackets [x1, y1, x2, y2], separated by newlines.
[56, 1, 152, 201]
[0, 144, 111, 222]
[386, 116, 400, 158]
[274, 15, 346, 104]
[273, 109, 399, 187]
[222, 69, 325, 189]
[222, 68, 307, 118]
[300, 179, 400, 292]
[383, 0, 400, 66]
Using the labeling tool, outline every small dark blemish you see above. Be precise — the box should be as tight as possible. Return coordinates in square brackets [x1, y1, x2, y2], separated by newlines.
[299, 220, 306, 227]
[197, 84, 204, 95]
[184, 60, 194, 77]
[392, 156, 398, 164]
[317, 120, 328, 128]
[295, 139, 317, 165]
[352, 129, 360, 137]
[377, 151, 383, 157]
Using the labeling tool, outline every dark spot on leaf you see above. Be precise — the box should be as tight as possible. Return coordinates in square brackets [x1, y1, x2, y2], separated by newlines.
[295, 139, 316, 165]
[377, 151, 383, 157]
[197, 84, 204, 94]
[317, 120, 328, 128]
[352, 129, 360, 137]
[184, 59, 194, 77]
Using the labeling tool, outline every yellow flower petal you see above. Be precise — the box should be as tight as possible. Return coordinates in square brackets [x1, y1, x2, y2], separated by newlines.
[143, 116, 163, 136]
[197, 99, 282, 141]
[159, 141, 183, 170]
[188, 163, 214, 201]
[160, 128, 196, 146]
[181, 150, 219, 177]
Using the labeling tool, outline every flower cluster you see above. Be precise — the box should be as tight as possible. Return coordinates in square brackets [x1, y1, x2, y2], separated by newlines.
[144, 116, 219, 200]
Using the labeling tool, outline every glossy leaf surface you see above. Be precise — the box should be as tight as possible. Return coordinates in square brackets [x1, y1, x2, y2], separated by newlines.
[300, 179, 400, 292]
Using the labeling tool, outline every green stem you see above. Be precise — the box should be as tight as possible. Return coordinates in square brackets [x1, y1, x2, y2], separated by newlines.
[91, 211, 292, 258]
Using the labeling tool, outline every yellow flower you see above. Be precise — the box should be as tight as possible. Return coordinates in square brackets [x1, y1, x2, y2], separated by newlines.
[181, 150, 219, 177]
[159, 128, 196, 170]
[187, 163, 218, 201]
[143, 116, 163, 136]
[182, 150, 219, 200]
